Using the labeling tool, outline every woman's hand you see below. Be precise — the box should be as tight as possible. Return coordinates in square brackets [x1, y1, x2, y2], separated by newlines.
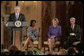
[50, 36, 55, 38]
[31, 28, 33, 31]
[31, 27, 34, 32]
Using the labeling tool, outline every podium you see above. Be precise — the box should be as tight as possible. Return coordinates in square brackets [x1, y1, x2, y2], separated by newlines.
[6, 21, 28, 50]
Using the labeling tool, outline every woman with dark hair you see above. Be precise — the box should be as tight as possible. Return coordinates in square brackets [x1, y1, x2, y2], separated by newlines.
[23, 20, 39, 51]
[30, 20, 36, 26]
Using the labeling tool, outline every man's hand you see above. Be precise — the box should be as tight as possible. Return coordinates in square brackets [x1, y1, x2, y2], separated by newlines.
[70, 33, 76, 36]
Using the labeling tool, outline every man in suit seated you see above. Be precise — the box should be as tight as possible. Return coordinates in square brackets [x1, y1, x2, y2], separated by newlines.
[64, 17, 80, 49]
[7, 6, 26, 45]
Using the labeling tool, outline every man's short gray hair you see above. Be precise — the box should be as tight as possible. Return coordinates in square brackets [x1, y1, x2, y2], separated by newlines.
[52, 18, 59, 24]
[70, 17, 76, 21]
[14, 6, 20, 10]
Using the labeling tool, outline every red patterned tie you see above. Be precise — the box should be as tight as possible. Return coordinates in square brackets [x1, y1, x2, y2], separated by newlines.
[71, 25, 74, 31]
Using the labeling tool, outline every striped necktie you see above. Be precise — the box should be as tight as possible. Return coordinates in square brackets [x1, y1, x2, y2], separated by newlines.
[16, 14, 19, 20]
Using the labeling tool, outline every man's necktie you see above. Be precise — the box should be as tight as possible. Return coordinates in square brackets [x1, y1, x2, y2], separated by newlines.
[16, 14, 19, 20]
[71, 25, 74, 31]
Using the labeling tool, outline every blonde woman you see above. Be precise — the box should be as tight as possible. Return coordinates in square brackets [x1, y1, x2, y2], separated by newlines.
[48, 18, 62, 55]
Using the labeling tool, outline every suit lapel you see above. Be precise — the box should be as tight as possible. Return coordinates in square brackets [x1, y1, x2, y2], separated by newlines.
[70, 24, 74, 32]
[14, 13, 21, 21]
[14, 13, 16, 21]
[70, 24, 76, 32]
[18, 14, 21, 20]
[69, 25, 72, 31]
[74, 24, 76, 31]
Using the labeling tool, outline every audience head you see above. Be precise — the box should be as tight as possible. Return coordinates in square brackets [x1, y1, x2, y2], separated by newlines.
[30, 20, 36, 27]
[52, 18, 59, 27]
[67, 47, 76, 55]
[14, 6, 21, 13]
[57, 49, 67, 55]
[76, 43, 83, 55]
[8, 45, 18, 55]
[25, 50, 34, 55]
[16, 50, 25, 55]
[70, 17, 76, 25]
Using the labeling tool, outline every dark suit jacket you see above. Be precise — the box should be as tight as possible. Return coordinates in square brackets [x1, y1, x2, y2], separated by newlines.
[7, 13, 26, 22]
[7, 13, 26, 45]
[66, 24, 80, 40]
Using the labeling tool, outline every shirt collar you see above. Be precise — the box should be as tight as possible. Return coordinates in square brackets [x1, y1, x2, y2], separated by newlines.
[15, 13, 19, 16]
[71, 24, 75, 28]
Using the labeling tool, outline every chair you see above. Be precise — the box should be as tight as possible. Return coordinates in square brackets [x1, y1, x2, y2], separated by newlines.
[54, 41, 61, 51]
[27, 38, 39, 49]
[28, 28, 40, 49]
[22, 36, 40, 50]
[21, 35, 28, 49]
[1, 49, 9, 55]
[22, 28, 40, 49]
[43, 40, 61, 54]
[73, 41, 80, 46]
[43, 41, 49, 54]
[73, 35, 81, 46]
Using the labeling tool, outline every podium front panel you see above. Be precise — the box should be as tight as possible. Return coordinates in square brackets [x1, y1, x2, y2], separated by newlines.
[6, 21, 28, 50]
[15, 31, 20, 50]
[12, 28, 22, 50]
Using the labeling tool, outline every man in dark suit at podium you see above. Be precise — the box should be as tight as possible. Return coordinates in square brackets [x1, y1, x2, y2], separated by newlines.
[7, 6, 26, 47]
[8, 6, 26, 22]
